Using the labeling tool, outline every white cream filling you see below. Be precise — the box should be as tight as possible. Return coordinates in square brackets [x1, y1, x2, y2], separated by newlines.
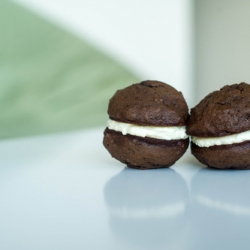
[107, 119, 188, 140]
[192, 129, 250, 147]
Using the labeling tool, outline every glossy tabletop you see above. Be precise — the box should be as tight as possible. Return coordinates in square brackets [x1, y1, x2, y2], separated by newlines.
[0, 128, 250, 250]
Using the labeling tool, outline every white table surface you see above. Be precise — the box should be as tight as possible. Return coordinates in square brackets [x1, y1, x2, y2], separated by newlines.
[0, 127, 250, 250]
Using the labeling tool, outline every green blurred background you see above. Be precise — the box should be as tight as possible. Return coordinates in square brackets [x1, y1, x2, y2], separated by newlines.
[4, 0, 249, 140]
[0, 0, 139, 139]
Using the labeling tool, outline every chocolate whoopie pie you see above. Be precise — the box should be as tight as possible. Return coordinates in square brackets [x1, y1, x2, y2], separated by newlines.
[187, 82, 250, 169]
[103, 80, 189, 169]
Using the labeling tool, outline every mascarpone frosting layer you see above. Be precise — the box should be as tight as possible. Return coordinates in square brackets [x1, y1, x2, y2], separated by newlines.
[107, 119, 188, 140]
[192, 129, 250, 147]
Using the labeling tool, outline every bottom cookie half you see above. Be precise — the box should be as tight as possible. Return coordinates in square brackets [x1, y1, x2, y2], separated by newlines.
[191, 141, 250, 169]
[103, 128, 189, 170]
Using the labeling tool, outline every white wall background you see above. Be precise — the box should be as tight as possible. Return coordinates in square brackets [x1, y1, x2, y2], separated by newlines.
[12, 0, 194, 106]
[195, 0, 250, 102]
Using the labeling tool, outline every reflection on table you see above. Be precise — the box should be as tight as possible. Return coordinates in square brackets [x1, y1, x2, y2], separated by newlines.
[104, 168, 188, 248]
[190, 168, 250, 250]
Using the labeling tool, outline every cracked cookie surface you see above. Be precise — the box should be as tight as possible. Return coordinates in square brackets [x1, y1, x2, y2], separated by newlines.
[108, 80, 188, 126]
[187, 82, 250, 137]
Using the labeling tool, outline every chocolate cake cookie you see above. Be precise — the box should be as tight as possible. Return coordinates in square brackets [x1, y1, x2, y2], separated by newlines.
[187, 82, 250, 169]
[103, 80, 189, 169]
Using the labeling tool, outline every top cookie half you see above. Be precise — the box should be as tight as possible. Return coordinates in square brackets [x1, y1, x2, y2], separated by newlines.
[187, 82, 250, 137]
[108, 80, 188, 126]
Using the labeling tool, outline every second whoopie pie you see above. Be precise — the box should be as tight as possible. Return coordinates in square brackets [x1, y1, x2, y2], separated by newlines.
[187, 82, 250, 169]
[103, 80, 189, 170]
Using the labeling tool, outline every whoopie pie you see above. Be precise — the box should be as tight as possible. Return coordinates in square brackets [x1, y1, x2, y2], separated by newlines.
[187, 82, 250, 169]
[103, 80, 189, 169]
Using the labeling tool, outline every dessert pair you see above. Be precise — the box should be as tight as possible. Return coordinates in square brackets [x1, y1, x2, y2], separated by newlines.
[103, 80, 250, 170]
